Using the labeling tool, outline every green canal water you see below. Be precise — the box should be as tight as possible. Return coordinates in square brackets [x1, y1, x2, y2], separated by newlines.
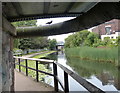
[44, 51, 120, 92]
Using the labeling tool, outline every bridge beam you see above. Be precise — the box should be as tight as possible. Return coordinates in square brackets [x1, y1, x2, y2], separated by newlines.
[16, 2, 120, 38]
[3, 16, 16, 36]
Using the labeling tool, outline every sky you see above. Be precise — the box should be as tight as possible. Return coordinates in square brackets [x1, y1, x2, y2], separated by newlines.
[36, 17, 76, 42]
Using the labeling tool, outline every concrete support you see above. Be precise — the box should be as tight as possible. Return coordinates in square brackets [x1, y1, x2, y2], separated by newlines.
[0, 2, 15, 92]
[0, 1, 2, 93]
[2, 31, 13, 91]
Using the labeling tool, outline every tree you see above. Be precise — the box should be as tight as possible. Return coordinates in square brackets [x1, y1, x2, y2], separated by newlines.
[18, 38, 32, 50]
[48, 39, 57, 50]
[12, 20, 37, 49]
[65, 30, 91, 48]
[84, 32, 99, 46]
[30, 37, 49, 49]
[12, 20, 50, 50]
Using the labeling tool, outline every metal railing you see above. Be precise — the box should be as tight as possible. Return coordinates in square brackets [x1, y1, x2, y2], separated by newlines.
[13, 56, 105, 93]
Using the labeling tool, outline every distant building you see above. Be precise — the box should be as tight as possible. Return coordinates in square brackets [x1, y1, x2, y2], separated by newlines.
[56, 41, 64, 51]
[101, 32, 120, 40]
[92, 19, 120, 40]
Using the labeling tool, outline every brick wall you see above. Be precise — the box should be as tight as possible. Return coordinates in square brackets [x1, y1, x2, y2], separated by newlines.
[92, 19, 120, 35]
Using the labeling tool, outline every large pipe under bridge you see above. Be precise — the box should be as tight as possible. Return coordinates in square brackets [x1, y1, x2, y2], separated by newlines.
[13, 56, 105, 93]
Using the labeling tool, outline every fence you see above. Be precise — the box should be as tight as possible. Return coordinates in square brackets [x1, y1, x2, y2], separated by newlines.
[13, 56, 105, 93]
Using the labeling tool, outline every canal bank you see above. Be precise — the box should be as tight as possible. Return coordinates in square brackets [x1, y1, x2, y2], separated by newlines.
[65, 47, 119, 66]
[44, 51, 119, 92]
[15, 50, 119, 92]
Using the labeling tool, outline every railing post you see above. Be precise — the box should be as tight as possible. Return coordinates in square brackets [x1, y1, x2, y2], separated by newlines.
[25, 59, 28, 76]
[64, 71, 69, 93]
[18, 58, 21, 72]
[53, 63, 58, 92]
[13, 58, 15, 69]
[36, 61, 39, 82]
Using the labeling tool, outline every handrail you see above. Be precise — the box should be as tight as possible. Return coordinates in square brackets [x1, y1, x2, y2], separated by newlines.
[14, 56, 54, 63]
[14, 57, 105, 93]
[55, 62, 105, 93]
[15, 63, 54, 76]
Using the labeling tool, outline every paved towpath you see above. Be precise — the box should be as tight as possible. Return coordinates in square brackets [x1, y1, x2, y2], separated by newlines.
[14, 51, 55, 91]
[17, 51, 50, 62]
[15, 70, 54, 91]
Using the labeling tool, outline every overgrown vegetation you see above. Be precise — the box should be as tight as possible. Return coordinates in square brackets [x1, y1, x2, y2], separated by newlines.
[65, 47, 118, 65]
[48, 39, 57, 50]
[65, 30, 119, 66]
[65, 30, 119, 48]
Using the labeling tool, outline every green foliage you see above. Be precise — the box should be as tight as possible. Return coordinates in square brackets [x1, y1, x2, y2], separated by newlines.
[65, 30, 89, 48]
[48, 39, 57, 50]
[101, 37, 111, 46]
[13, 20, 37, 49]
[84, 33, 98, 46]
[65, 30, 99, 48]
[115, 36, 120, 46]
[30, 37, 49, 49]
[18, 38, 32, 50]
[12, 20, 50, 49]
[65, 47, 118, 65]
[12, 20, 37, 27]
[13, 39, 20, 48]
[18, 37, 49, 50]
[65, 30, 118, 48]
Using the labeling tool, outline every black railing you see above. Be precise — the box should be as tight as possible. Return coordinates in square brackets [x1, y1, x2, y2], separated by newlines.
[14, 56, 105, 93]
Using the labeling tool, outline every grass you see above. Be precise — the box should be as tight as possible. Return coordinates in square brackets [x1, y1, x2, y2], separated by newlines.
[65, 46, 118, 66]
[21, 50, 47, 56]
[16, 51, 56, 81]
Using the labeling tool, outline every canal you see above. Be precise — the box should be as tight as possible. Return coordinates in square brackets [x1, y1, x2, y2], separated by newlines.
[43, 51, 119, 92]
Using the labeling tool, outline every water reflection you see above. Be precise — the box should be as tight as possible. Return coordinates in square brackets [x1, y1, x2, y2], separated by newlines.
[44, 51, 119, 92]
[67, 56, 120, 91]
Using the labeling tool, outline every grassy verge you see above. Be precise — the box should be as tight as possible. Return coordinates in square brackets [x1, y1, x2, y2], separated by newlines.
[22, 50, 47, 56]
[65, 47, 118, 66]
[16, 51, 56, 81]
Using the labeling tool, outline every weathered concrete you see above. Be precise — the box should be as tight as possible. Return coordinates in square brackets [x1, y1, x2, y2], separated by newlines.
[2, 31, 14, 91]
[16, 3, 120, 38]
[2, 16, 16, 36]
[15, 70, 54, 91]
[0, 1, 2, 92]
[0, 2, 15, 92]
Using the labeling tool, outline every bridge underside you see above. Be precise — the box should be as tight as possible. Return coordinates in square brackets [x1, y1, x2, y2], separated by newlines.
[16, 2, 120, 38]
[0, 1, 120, 92]
[1, 2, 120, 38]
